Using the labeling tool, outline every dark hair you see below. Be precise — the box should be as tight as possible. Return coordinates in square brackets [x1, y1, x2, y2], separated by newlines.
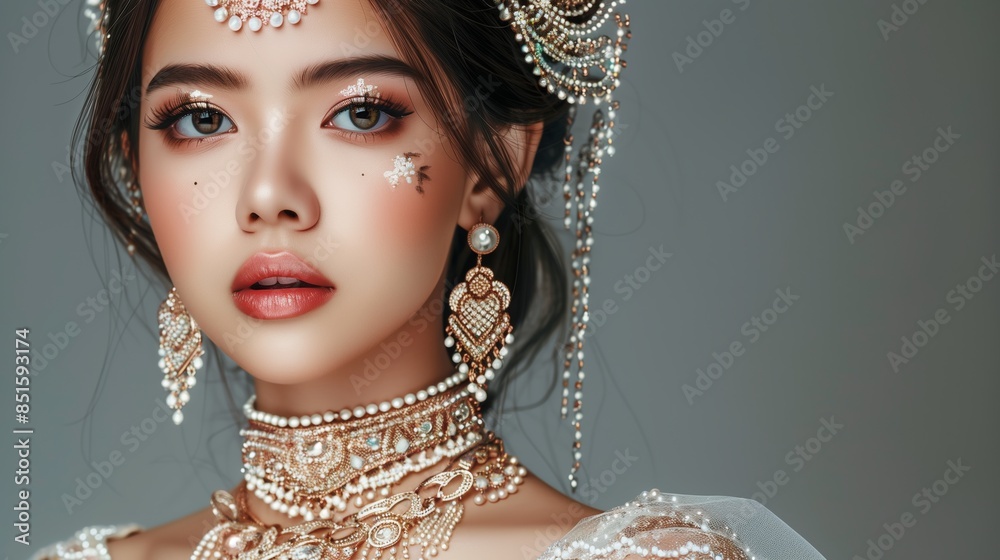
[73, 0, 571, 418]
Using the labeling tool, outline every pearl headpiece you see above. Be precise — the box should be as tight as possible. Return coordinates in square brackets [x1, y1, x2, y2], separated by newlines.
[205, 0, 320, 32]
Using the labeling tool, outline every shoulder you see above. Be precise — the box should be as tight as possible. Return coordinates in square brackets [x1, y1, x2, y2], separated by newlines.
[538, 489, 826, 560]
[32, 504, 217, 560]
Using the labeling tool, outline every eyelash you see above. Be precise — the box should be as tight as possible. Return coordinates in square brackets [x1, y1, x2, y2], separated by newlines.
[143, 96, 414, 147]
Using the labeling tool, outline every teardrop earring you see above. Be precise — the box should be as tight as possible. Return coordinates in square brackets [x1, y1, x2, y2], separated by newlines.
[157, 287, 205, 424]
[444, 222, 515, 403]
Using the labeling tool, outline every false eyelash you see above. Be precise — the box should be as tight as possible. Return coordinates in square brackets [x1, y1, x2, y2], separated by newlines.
[144, 100, 226, 131]
[327, 95, 413, 122]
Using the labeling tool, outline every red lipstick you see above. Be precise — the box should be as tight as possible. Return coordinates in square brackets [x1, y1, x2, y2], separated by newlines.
[231, 252, 334, 320]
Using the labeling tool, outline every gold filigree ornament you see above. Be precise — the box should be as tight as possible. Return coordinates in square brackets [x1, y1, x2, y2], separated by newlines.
[444, 223, 514, 404]
[241, 390, 486, 521]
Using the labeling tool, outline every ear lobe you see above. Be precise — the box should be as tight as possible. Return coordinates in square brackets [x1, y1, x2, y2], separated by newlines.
[457, 120, 545, 230]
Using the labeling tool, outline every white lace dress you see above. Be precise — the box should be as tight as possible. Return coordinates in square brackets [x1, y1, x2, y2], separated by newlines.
[31, 490, 825, 560]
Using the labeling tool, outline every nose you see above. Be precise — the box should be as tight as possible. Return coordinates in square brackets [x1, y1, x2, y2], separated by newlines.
[236, 137, 320, 233]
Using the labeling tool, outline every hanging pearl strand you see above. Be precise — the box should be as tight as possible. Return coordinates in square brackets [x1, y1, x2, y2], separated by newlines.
[243, 370, 468, 427]
[561, 98, 619, 490]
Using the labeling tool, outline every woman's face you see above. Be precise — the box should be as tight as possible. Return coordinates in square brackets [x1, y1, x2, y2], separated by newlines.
[138, 0, 485, 384]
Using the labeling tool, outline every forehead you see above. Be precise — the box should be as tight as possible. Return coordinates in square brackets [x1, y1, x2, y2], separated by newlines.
[142, 0, 399, 89]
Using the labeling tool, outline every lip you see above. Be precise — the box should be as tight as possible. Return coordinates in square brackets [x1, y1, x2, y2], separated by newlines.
[231, 252, 335, 320]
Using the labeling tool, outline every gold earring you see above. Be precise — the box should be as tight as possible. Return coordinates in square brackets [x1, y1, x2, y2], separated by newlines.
[157, 287, 205, 424]
[445, 222, 514, 403]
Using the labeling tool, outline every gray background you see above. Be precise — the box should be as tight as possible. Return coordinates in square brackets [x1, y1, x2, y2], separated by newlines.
[2, 1, 998, 558]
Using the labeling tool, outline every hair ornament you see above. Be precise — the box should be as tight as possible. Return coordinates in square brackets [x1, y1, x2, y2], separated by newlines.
[204, 0, 320, 32]
[495, 0, 631, 491]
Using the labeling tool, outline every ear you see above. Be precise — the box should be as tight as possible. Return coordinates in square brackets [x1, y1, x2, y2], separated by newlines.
[457, 120, 545, 230]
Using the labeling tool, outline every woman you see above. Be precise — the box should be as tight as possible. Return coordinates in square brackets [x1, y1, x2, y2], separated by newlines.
[34, 0, 826, 558]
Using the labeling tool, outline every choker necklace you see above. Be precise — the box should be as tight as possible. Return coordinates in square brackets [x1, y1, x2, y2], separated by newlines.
[242, 384, 484, 520]
[193, 381, 527, 560]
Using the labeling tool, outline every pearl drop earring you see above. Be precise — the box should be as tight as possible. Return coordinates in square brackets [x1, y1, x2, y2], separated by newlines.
[157, 287, 205, 425]
[445, 222, 514, 403]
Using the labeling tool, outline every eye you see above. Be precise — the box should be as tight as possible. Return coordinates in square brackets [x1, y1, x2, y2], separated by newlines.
[324, 97, 412, 136]
[329, 102, 390, 132]
[144, 101, 237, 145]
[175, 109, 235, 138]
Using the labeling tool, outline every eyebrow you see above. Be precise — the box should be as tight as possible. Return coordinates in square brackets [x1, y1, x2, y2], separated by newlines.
[144, 55, 423, 97]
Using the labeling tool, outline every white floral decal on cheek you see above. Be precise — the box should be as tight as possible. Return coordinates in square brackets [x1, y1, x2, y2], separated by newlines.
[384, 151, 430, 194]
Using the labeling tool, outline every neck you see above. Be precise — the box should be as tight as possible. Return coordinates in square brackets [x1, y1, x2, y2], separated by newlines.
[251, 278, 455, 418]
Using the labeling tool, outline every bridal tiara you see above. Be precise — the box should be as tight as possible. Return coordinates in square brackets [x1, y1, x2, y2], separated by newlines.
[83, 0, 630, 491]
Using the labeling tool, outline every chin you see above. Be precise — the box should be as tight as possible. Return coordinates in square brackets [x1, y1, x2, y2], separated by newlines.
[232, 344, 343, 386]
[205, 317, 349, 385]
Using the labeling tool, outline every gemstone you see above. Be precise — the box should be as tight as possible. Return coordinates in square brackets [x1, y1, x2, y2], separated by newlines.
[289, 544, 322, 559]
[305, 441, 324, 457]
[474, 475, 489, 489]
[365, 436, 380, 449]
[490, 473, 506, 485]
[395, 438, 410, 453]
[418, 421, 432, 434]
[350, 455, 364, 469]
[453, 404, 470, 421]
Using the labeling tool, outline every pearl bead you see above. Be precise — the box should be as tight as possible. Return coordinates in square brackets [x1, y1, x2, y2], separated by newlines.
[470, 225, 498, 253]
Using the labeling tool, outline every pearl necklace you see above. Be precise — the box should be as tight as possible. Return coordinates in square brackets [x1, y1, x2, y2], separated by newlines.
[243, 371, 470, 428]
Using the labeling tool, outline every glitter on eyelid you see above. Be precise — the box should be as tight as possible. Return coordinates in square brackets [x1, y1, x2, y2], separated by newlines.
[340, 78, 380, 98]
[188, 90, 213, 100]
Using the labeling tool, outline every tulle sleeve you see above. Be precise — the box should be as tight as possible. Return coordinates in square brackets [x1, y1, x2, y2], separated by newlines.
[538, 490, 826, 560]
[29, 525, 141, 560]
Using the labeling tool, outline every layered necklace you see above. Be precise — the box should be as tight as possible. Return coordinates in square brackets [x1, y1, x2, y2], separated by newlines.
[191, 378, 526, 560]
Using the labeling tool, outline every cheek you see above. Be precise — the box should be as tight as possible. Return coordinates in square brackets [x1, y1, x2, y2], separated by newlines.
[138, 131, 242, 287]
[316, 143, 466, 337]
[334, 144, 467, 271]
